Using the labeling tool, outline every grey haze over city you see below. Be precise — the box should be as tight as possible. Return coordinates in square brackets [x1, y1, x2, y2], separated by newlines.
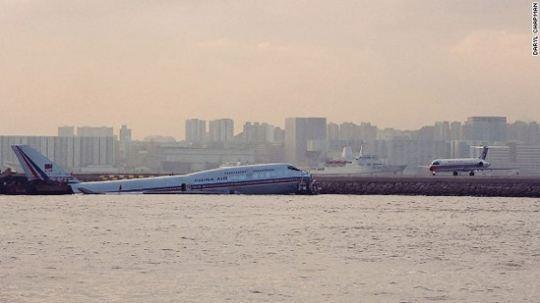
[0, 0, 538, 138]
[2, 116, 540, 176]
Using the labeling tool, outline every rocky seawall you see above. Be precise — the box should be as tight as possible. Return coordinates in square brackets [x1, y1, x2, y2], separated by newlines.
[0, 174, 72, 195]
[315, 175, 540, 197]
[3, 172, 540, 197]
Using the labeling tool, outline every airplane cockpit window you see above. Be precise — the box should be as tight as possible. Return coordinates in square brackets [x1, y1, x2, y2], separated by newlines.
[287, 165, 301, 171]
[432, 161, 440, 166]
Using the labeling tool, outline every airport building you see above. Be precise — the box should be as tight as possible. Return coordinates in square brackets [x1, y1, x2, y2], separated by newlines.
[511, 144, 540, 175]
[469, 143, 540, 175]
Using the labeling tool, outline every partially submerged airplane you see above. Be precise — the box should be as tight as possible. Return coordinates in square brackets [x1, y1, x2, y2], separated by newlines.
[428, 146, 516, 176]
[11, 145, 318, 194]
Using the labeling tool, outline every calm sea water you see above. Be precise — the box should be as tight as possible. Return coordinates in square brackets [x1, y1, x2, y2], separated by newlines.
[1, 195, 539, 302]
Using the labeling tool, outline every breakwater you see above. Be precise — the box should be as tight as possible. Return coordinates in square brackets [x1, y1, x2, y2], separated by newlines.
[315, 175, 540, 197]
[0, 173, 72, 195]
[3, 172, 540, 197]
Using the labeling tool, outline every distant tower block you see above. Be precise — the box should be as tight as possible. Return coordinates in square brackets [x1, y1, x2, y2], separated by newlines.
[58, 126, 75, 137]
[185, 119, 207, 143]
[209, 119, 234, 143]
[285, 117, 327, 165]
[119, 125, 132, 142]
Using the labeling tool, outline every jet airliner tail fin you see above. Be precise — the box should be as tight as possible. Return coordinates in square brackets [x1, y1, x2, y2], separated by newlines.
[11, 145, 79, 183]
[479, 146, 489, 160]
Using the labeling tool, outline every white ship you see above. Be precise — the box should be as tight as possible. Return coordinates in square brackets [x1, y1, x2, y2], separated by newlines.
[312, 147, 406, 176]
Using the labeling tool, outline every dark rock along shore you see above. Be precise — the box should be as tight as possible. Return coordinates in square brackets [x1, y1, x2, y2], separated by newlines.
[315, 176, 540, 197]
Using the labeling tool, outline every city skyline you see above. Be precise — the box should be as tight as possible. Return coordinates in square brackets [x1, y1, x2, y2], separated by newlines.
[2, 114, 540, 175]
[4, 115, 540, 141]
[1, 1, 537, 138]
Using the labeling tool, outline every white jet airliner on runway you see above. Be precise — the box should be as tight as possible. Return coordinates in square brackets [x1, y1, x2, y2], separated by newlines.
[11, 145, 317, 194]
[428, 146, 516, 176]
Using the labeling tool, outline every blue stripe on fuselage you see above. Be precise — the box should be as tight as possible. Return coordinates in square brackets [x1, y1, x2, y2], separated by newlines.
[431, 164, 483, 171]
[80, 176, 307, 193]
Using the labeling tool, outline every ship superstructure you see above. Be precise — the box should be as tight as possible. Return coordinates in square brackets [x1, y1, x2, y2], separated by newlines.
[312, 147, 406, 176]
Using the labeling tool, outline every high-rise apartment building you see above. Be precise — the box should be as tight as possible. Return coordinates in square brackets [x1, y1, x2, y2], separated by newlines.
[508, 121, 540, 144]
[242, 122, 278, 144]
[527, 122, 540, 144]
[449, 121, 462, 140]
[327, 122, 339, 142]
[284, 117, 327, 165]
[119, 125, 132, 142]
[463, 116, 507, 143]
[337, 122, 377, 142]
[208, 119, 234, 143]
[185, 119, 207, 143]
[434, 121, 450, 141]
[118, 125, 132, 164]
[58, 126, 75, 137]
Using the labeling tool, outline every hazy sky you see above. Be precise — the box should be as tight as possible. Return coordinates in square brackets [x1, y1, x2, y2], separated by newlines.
[0, 0, 537, 139]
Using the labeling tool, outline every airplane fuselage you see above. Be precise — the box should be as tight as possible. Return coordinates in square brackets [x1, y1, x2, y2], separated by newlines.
[429, 158, 490, 174]
[70, 163, 315, 194]
[10, 144, 317, 195]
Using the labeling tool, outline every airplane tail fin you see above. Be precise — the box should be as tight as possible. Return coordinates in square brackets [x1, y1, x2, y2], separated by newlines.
[479, 146, 489, 160]
[11, 145, 79, 183]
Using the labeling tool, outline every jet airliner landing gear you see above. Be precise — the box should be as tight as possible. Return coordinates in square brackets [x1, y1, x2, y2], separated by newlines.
[469, 171, 475, 176]
[453, 171, 458, 176]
